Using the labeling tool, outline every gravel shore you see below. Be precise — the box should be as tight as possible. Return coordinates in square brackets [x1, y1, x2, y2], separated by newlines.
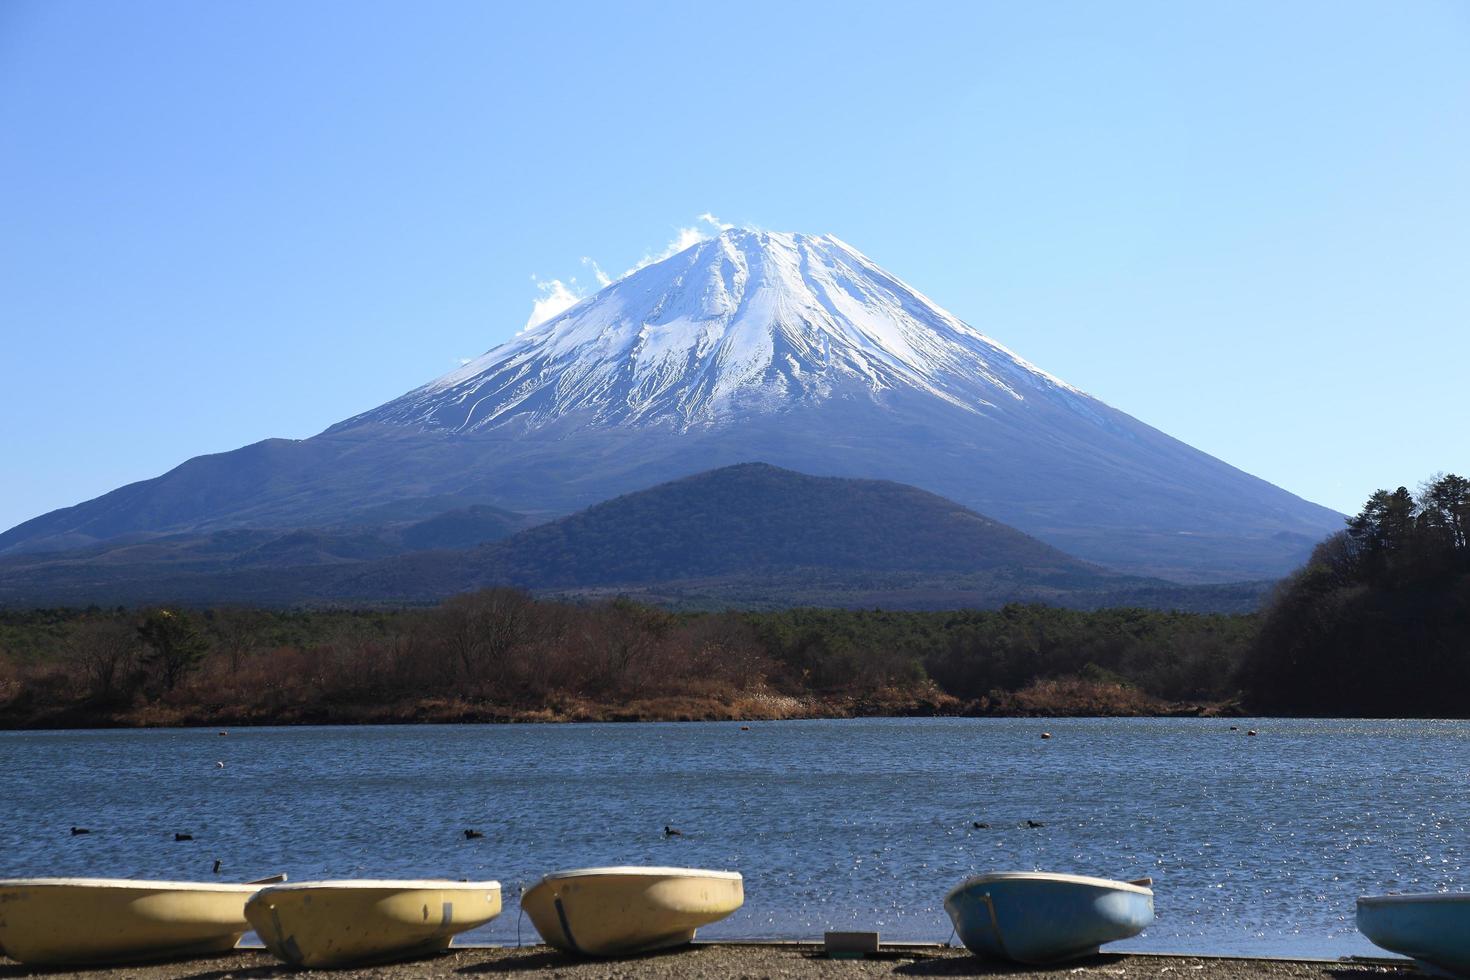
[0, 945, 1417, 980]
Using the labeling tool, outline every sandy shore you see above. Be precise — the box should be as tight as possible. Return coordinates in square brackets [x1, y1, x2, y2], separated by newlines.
[0, 945, 1417, 980]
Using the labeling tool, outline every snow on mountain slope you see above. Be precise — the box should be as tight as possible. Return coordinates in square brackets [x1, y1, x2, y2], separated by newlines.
[340, 229, 1086, 433]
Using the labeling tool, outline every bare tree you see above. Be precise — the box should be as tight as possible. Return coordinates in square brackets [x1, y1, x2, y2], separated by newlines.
[65, 619, 138, 701]
[435, 589, 534, 688]
[212, 607, 265, 674]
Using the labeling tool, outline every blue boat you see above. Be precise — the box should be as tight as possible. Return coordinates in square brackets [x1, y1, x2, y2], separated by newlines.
[944, 872, 1154, 964]
[1357, 893, 1470, 977]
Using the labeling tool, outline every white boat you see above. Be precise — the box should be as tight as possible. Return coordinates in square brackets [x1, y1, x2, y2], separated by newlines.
[244, 879, 501, 967]
[1358, 892, 1470, 977]
[944, 872, 1154, 964]
[0, 877, 265, 965]
[521, 866, 743, 956]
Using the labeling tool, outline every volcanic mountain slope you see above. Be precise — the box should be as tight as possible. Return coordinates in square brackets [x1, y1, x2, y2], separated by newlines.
[0, 464, 1268, 611]
[0, 502, 535, 604]
[0, 229, 1341, 581]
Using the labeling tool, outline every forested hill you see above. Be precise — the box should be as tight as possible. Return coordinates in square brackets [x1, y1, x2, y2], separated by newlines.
[1242, 473, 1470, 715]
[478, 463, 1100, 582]
[335, 463, 1224, 608]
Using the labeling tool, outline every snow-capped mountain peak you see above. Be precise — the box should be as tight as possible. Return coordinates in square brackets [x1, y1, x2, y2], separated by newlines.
[346, 229, 1082, 433]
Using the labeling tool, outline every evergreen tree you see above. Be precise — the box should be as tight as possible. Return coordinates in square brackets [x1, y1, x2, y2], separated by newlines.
[137, 609, 208, 692]
[1243, 471, 1470, 714]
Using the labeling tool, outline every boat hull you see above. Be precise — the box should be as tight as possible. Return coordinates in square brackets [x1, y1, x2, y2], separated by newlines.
[0, 878, 259, 966]
[944, 872, 1154, 964]
[245, 880, 501, 968]
[521, 867, 743, 957]
[1358, 894, 1470, 976]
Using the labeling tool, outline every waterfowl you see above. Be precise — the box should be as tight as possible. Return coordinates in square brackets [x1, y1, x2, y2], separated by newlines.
[174, 833, 193, 842]
[464, 829, 484, 839]
[1025, 820, 1045, 829]
[70, 827, 90, 836]
[972, 822, 990, 829]
[664, 825, 683, 837]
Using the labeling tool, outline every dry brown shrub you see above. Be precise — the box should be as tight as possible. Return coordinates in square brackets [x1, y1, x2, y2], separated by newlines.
[0, 651, 22, 705]
[999, 676, 1166, 716]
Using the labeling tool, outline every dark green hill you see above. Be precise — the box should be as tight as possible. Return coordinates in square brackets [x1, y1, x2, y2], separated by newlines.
[399, 504, 528, 551]
[476, 462, 1099, 585]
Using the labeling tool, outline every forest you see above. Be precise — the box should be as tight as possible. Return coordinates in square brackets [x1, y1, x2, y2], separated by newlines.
[1240, 473, 1470, 715]
[0, 598, 1249, 727]
[2, 472, 1463, 726]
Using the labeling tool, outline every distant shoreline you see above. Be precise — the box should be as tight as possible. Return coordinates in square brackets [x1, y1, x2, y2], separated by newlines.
[0, 689, 1240, 730]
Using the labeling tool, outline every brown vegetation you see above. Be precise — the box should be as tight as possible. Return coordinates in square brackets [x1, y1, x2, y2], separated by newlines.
[0, 592, 1242, 728]
[980, 677, 1178, 716]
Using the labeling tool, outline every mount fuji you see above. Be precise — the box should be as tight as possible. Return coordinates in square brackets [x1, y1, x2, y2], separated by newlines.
[1, 228, 1340, 582]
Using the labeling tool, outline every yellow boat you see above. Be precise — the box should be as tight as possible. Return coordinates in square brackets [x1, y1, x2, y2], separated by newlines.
[0, 877, 265, 965]
[244, 879, 502, 967]
[521, 866, 743, 956]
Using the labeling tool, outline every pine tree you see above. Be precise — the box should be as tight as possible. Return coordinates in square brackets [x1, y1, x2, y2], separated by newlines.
[137, 609, 208, 692]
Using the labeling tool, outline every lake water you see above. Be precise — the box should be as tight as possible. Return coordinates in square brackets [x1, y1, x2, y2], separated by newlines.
[2, 717, 1466, 957]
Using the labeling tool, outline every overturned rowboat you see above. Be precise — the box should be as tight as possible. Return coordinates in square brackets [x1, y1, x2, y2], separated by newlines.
[1357, 892, 1470, 977]
[0, 877, 273, 965]
[245, 879, 501, 967]
[521, 866, 743, 956]
[944, 872, 1154, 964]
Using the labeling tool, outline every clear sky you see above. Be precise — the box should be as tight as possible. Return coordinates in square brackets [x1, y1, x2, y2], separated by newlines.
[2, 0, 1467, 532]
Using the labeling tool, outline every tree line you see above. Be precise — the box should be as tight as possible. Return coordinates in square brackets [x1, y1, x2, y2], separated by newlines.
[0, 595, 1252, 726]
[1240, 473, 1470, 715]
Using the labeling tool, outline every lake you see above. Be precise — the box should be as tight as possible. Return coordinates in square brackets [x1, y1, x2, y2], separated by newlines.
[2, 717, 1466, 957]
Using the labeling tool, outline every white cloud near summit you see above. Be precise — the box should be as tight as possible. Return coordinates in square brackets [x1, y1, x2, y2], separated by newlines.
[524, 276, 583, 330]
[582, 257, 612, 288]
[624, 223, 707, 275]
[524, 214, 737, 329]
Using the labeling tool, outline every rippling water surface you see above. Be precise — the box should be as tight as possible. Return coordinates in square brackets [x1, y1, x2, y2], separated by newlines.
[2, 718, 1467, 956]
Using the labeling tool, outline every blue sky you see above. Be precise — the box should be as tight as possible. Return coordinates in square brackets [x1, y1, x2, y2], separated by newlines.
[2, 0, 1467, 532]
